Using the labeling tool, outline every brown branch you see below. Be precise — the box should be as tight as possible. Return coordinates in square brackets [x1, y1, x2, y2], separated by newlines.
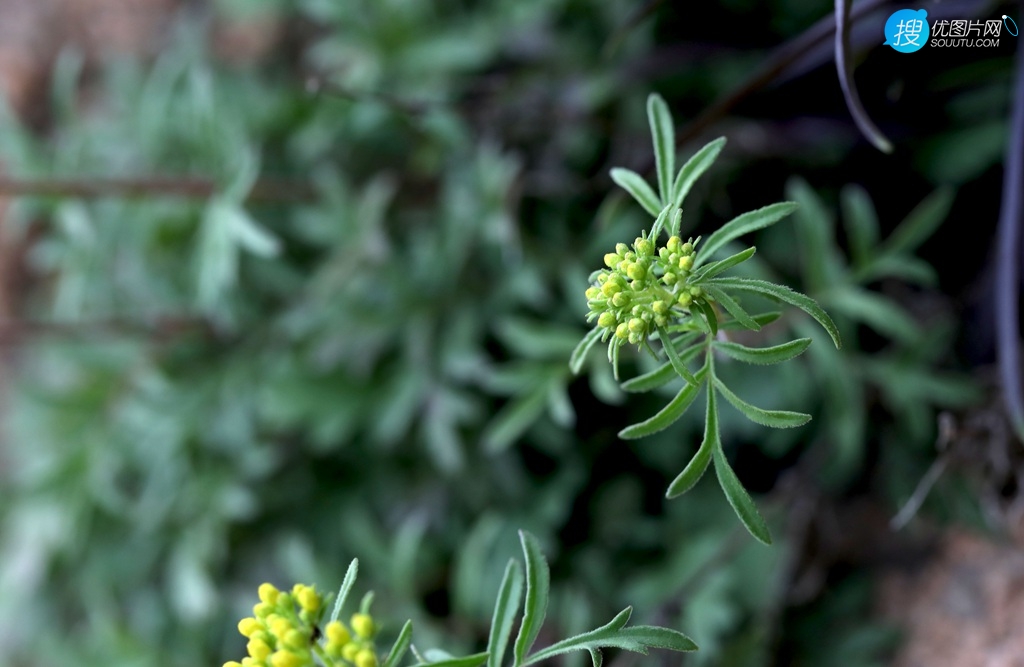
[0, 176, 318, 203]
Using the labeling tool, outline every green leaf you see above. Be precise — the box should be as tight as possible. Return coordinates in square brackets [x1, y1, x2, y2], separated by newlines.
[787, 178, 844, 292]
[667, 208, 683, 238]
[826, 288, 920, 344]
[694, 300, 718, 335]
[483, 387, 548, 453]
[701, 285, 759, 331]
[513, 530, 550, 667]
[853, 254, 937, 287]
[713, 446, 772, 545]
[695, 202, 798, 267]
[647, 204, 672, 241]
[570, 327, 602, 374]
[690, 247, 756, 282]
[610, 168, 662, 218]
[383, 621, 414, 667]
[671, 137, 726, 210]
[840, 184, 879, 268]
[666, 385, 717, 498]
[708, 277, 842, 349]
[330, 558, 359, 624]
[620, 341, 703, 393]
[880, 186, 954, 257]
[714, 338, 812, 365]
[523, 608, 697, 666]
[656, 324, 698, 386]
[647, 93, 675, 203]
[619, 364, 708, 439]
[487, 559, 524, 667]
[713, 376, 811, 428]
[610, 340, 621, 382]
[719, 311, 781, 330]
[414, 652, 490, 667]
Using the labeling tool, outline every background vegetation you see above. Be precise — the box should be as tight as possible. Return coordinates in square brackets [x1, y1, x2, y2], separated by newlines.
[0, 1, 1018, 665]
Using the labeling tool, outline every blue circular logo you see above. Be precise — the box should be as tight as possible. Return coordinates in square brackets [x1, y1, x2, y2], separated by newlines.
[884, 9, 930, 53]
[1003, 15, 1019, 37]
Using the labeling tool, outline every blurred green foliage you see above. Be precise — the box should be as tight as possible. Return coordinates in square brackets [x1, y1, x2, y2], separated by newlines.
[0, 1, 991, 666]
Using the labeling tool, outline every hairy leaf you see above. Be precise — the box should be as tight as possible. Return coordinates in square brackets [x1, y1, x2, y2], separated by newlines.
[570, 327, 603, 374]
[713, 376, 811, 428]
[713, 445, 772, 545]
[513, 531, 550, 667]
[487, 559, 524, 667]
[647, 93, 675, 203]
[619, 364, 708, 439]
[696, 202, 798, 266]
[672, 137, 726, 211]
[666, 385, 717, 498]
[709, 277, 842, 349]
[611, 168, 662, 218]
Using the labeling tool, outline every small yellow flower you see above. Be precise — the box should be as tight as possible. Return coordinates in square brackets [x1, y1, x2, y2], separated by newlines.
[238, 617, 262, 638]
[351, 613, 375, 639]
[270, 650, 303, 667]
[296, 586, 321, 613]
[326, 620, 351, 647]
[247, 638, 272, 661]
[356, 648, 378, 667]
[258, 583, 280, 605]
[342, 643, 361, 662]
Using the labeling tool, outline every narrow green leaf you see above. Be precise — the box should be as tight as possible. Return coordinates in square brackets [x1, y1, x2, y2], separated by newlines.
[667, 208, 683, 238]
[523, 607, 632, 665]
[487, 559, 524, 667]
[853, 254, 937, 287]
[656, 324, 698, 386]
[701, 286, 759, 331]
[787, 178, 843, 292]
[482, 387, 548, 453]
[619, 364, 708, 439]
[881, 186, 954, 257]
[523, 611, 698, 666]
[621, 341, 703, 393]
[720, 311, 781, 330]
[713, 446, 772, 545]
[610, 341, 621, 382]
[826, 288, 920, 344]
[647, 93, 675, 203]
[330, 559, 359, 623]
[666, 386, 717, 498]
[570, 327, 603, 375]
[708, 277, 842, 349]
[414, 652, 489, 667]
[840, 183, 879, 268]
[690, 246, 756, 282]
[695, 202, 798, 267]
[672, 137, 726, 210]
[513, 531, 550, 667]
[713, 376, 811, 429]
[694, 299, 718, 335]
[713, 338, 812, 365]
[647, 204, 672, 241]
[383, 621, 414, 667]
[588, 648, 603, 667]
[610, 168, 662, 218]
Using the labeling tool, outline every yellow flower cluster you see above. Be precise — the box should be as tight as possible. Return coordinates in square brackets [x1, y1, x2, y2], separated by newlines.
[586, 234, 702, 346]
[224, 583, 379, 667]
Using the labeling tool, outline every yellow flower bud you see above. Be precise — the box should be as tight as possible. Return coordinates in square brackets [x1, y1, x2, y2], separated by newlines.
[247, 638, 272, 661]
[270, 650, 302, 667]
[628, 318, 645, 334]
[678, 255, 693, 271]
[258, 583, 280, 605]
[604, 253, 621, 268]
[325, 621, 351, 647]
[351, 613, 375, 639]
[253, 602, 274, 618]
[627, 263, 646, 281]
[267, 614, 292, 639]
[615, 243, 629, 256]
[611, 292, 629, 308]
[283, 629, 307, 649]
[690, 286, 702, 296]
[585, 286, 601, 300]
[652, 301, 668, 315]
[615, 323, 629, 339]
[677, 292, 693, 307]
[663, 272, 677, 285]
[681, 241, 694, 255]
[598, 312, 616, 329]
[601, 281, 621, 297]
[342, 643, 361, 662]
[667, 236, 681, 253]
[238, 617, 262, 638]
[356, 648, 378, 667]
[635, 238, 654, 257]
[297, 587, 321, 613]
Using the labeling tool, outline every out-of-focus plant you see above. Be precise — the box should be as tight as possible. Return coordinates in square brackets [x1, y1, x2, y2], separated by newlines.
[572, 94, 841, 544]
